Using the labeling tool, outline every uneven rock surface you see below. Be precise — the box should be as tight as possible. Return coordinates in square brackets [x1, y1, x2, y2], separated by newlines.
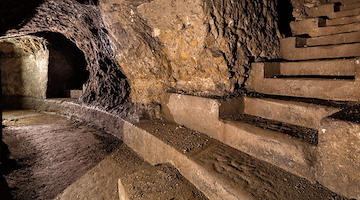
[0, 0, 324, 110]
[0, 0, 316, 108]
[1, 0, 130, 113]
[100, 0, 281, 104]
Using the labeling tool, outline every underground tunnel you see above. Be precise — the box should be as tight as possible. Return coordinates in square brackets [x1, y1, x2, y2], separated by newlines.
[38, 32, 89, 99]
[0, 0, 360, 199]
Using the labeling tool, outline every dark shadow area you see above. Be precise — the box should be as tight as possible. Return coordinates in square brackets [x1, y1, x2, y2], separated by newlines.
[34, 32, 89, 98]
[0, 141, 15, 200]
[0, 42, 25, 97]
[76, 0, 99, 5]
[330, 105, 360, 124]
[0, 0, 43, 34]
[277, 0, 295, 37]
[226, 114, 318, 145]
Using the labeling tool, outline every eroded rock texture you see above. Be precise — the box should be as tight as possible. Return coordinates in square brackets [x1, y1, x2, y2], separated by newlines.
[1, 0, 297, 112]
[2, 0, 130, 113]
[101, 0, 281, 104]
[100, 0, 171, 105]
[204, 0, 280, 85]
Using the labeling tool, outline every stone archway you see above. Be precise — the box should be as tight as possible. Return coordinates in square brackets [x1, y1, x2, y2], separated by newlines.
[35, 32, 89, 99]
[0, 33, 89, 100]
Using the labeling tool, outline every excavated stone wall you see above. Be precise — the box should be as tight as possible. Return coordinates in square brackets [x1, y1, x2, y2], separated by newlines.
[0, 36, 49, 98]
[2, 0, 130, 114]
[100, 0, 281, 105]
[0, 0, 303, 113]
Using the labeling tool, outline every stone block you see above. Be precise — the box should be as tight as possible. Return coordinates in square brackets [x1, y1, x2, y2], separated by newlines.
[243, 97, 340, 129]
[305, 4, 336, 18]
[317, 117, 360, 199]
[290, 19, 360, 37]
[326, 15, 360, 26]
[70, 90, 82, 99]
[306, 31, 360, 46]
[247, 62, 360, 101]
[219, 119, 316, 181]
[161, 93, 243, 138]
[280, 37, 360, 60]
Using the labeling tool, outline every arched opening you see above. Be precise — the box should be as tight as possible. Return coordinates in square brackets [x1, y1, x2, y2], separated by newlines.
[35, 32, 89, 98]
[277, 0, 294, 37]
[0, 33, 89, 100]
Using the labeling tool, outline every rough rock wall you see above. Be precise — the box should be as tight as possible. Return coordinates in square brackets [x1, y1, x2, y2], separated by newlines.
[2, 0, 130, 113]
[0, 36, 49, 98]
[100, 0, 171, 105]
[203, 0, 280, 84]
[101, 0, 281, 104]
[1, 0, 285, 114]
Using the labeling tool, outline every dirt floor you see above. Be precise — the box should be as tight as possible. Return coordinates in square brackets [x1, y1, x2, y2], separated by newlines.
[0, 110, 122, 200]
[0, 110, 207, 200]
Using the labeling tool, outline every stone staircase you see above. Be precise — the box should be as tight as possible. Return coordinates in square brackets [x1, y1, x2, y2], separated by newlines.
[3, 1, 359, 200]
[161, 0, 360, 199]
[247, 0, 360, 101]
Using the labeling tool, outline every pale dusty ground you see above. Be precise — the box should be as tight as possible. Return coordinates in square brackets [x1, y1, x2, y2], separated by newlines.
[1, 110, 207, 200]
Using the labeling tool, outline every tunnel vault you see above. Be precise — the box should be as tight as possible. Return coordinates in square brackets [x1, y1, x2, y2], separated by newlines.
[36, 32, 89, 98]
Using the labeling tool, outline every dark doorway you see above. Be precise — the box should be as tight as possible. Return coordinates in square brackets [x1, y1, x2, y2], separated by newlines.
[35, 32, 89, 98]
[75, 0, 98, 5]
[277, 0, 295, 37]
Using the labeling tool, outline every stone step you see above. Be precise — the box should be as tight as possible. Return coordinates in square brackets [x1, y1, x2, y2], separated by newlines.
[242, 97, 340, 130]
[247, 62, 360, 101]
[54, 144, 207, 200]
[290, 18, 360, 37]
[306, 5, 360, 19]
[305, 4, 337, 18]
[280, 37, 360, 60]
[330, 0, 360, 5]
[162, 93, 339, 141]
[326, 15, 360, 26]
[69, 89, 82, 99]
[340, 2, 360, 11]
[263, 59, 359, 77]
[117, 164, 207, 200]
[127, 119, 342, 200]
[226, 114, 319, 145]
[161, 94, 316, 180]
[306, 31, 360, 46]
[219, 117, 316, 177]
[328, 7, 360, 18]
